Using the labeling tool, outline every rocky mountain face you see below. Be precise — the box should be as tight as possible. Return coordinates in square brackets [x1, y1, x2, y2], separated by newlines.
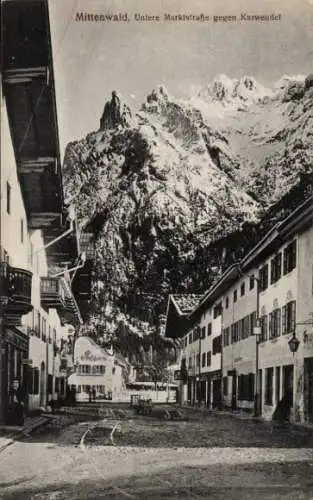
[63, 75, 313, 359]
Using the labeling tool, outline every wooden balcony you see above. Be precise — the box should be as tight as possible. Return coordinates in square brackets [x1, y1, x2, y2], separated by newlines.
[40, 277, 65, 310]
[1, 265, 33, 324]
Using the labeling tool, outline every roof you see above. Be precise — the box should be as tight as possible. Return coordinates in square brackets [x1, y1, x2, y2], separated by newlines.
[171, 294, 203, 315]
[190, 195, 313, 320]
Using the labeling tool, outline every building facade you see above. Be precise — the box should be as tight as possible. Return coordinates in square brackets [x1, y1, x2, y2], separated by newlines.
[68, 336, 127, 401]
[1, 0, 90, 422]
[165, 197, 313, 423]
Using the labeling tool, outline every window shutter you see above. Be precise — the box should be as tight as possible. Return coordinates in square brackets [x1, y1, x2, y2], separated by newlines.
[282, 305, 286, 334]
[271, 258, 275, 284]
[292, 241, 297, 270]
[283, 248, 288, 275]
[277, 309, 281, 336]
[269, 312, 272, 338]
[277, 253, 282, 280]
[291, 301, 296, 332]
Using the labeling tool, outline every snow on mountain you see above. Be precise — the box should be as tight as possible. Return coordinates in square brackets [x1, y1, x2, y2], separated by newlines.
[189, 74, 313, 205]
[63, 74, 313, 355]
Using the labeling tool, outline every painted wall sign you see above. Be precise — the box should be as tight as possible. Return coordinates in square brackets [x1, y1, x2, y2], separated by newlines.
[80, 349, 106, 363]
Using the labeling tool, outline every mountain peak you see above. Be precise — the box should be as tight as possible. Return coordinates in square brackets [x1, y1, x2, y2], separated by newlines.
[198, 74, 272, 106]
[99, 90, 133, 130]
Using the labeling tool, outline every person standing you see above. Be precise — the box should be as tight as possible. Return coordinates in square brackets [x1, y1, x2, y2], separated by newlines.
[8, 379, 27, 426]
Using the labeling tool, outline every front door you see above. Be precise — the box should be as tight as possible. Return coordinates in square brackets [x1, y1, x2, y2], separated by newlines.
[283, 364, 294, 406]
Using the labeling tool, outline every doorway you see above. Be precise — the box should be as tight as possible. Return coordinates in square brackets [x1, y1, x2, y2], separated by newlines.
[231, 371, 237, 410]
[40, 361, 46, 407]
[304, 358, 313, 423]
[283, 364, 294, 406]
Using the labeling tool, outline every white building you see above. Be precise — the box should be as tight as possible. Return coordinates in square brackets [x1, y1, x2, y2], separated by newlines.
[1, 0, 86, 421]
[165, 195, 313, 423]
[68, 337, 127, 401]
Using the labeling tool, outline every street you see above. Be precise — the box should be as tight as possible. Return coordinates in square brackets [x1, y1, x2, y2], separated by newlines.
[0, 405, 313, 499]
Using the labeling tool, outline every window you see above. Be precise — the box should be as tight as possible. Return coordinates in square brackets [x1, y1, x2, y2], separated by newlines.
[20, 219, 24, 243]
[6, 182, 11, 214]
[196, 354, 200, 367]
[223, 327, 230, 346]
[92, 365, 106, 375]
[249, 312, 257, 335]
[225, 296, 229, 309]
[201, 327, 206, 339]
[188, 332, 192, 344]
[184, 336, 187, 348]
[213, 302, 222, 318]
[42, 318, 47, 342]
[223, 376, 228, 396]
[193, 327, 200, 342]
[207, 351, 211, 367]
[259, 264, 269, 292]
[249, 275, 255, 290]
[207, 323, 212, 336]
[275, 366, 281, 404]
[233, 289, 237, 303]
[112, 367, 116, 374]
[259, 315, 268, 342]
[242, 315, 250, 339]
[212, 335, 222, 354]
[231, 323, 238, 343]
[271, 253, 282, 284]
[282, 301, 296, 334]
[36, 311, 41, 337]
[78, 365, 91, 374]
[238, 373, 254, 401]
[240, 282, 245, 296]
[283, 241, 297, 275]
[269, 309, 281, 339]
[188, 357, 192, 368]
[265, 367, 274, 405]
[238, 319, 243, 341]
[202, 352, 206, 367]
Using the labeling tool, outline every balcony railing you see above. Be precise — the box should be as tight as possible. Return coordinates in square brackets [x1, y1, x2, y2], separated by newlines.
[40, 277, 65, 310]
[1, 264, 33, 322]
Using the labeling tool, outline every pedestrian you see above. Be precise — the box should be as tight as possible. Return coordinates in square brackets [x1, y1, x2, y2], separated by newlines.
[92, 386, 96, 401]
[7, 379, 27, 426]
[88, 386, 92, 403]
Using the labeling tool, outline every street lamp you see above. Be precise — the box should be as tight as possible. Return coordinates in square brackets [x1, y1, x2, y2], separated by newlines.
[288, 332, 300, 354]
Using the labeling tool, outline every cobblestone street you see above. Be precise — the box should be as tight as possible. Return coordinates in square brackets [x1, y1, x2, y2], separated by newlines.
[0, 405, 312, 499]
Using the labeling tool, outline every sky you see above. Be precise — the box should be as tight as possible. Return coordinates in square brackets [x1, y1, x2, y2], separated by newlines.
[49, 0, 313, 158]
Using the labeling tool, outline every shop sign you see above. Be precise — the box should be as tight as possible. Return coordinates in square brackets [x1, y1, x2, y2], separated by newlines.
[80, 349, 106, 362]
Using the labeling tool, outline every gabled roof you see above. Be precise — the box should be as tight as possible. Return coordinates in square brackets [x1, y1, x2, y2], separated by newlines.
[171, 294, 203, 315]
[164, 294, 203, 339]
